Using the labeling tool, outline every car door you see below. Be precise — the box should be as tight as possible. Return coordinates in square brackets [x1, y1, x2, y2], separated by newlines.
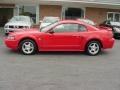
[41, 23, 87, 51]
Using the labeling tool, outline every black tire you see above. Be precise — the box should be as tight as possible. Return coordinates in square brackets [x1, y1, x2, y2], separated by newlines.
[19, 39, 37, 55]
[86, 41, 101, 56]
[114, 35, 120, 39]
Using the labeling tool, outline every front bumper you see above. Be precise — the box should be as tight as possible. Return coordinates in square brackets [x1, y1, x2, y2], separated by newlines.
[4, 39, 18, 50]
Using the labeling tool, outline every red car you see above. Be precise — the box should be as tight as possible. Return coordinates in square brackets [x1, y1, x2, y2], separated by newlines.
[4, 20, 114, 56]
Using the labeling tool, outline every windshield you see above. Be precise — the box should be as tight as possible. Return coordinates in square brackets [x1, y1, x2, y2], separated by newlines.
[43, 17, 59, 23]
[80, 19, 95, 26]
[10, 16, 30, 22]
[110, 21, 120, 26]
[40, 22, 58, 32]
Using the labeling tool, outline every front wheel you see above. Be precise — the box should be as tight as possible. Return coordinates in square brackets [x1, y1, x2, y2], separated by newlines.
[19, 39, 37, 55]
[86, 41, 101, 56]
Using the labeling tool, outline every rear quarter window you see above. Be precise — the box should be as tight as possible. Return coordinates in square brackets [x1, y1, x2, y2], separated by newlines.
[79, 25, 87, 32]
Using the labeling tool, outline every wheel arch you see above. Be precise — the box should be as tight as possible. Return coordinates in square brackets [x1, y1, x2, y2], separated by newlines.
[85, 38, 103, 49]
[18, 37, 39, 49]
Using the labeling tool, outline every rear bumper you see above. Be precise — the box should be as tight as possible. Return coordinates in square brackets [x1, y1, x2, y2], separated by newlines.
[4, 39, 18, 50]
[103, 38, 115, 49]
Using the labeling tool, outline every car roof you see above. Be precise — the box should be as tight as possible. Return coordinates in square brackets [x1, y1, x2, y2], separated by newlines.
[58, 20, 85, 24]
[77, 18, 92, 21]
[13, 15, 30, 18]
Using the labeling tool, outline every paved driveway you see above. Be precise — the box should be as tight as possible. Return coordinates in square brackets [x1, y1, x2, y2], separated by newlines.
[0, 29, 120, 90]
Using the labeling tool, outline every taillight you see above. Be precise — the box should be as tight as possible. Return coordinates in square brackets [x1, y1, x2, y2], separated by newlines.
[108, 31, 113, 38]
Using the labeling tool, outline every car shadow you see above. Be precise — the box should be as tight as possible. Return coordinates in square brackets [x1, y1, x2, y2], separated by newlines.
[5, 49, 111, 57]
[38, 51, 85, 56]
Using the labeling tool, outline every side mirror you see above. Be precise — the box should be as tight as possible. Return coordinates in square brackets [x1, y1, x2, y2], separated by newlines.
[48, 30, 54, 34]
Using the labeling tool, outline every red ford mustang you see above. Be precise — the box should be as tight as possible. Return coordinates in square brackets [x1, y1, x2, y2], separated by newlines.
[4, 20, 115, 56]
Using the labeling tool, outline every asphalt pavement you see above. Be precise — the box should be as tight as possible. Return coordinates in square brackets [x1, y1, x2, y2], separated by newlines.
[0, 28, 120, 90]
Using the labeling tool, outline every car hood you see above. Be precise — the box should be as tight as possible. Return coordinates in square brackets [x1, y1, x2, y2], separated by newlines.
[9, 28, 41, 35]
[5, 21, 31, 26]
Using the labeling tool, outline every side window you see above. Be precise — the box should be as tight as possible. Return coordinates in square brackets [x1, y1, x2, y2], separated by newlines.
[53, 24, 79, 33]
[53, 24, 65, 33]
[79, 25, 87, 32]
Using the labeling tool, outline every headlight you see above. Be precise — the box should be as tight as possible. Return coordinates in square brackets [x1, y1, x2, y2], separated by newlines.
[4, 25, 8, 28]
[24, 26, 29, 29]
[7, 36, 15, 40]
[114, 27, 120, 33]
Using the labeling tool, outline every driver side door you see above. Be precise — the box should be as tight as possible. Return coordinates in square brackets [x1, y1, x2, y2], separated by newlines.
[41, 23, 85, 51]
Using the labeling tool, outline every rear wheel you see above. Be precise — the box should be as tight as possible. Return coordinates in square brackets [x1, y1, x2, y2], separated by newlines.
[19, 39, 37, 55]
[86, 41, 101, 56]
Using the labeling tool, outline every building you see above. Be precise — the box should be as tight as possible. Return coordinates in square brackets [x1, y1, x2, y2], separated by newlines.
[0, 0, 120, 26]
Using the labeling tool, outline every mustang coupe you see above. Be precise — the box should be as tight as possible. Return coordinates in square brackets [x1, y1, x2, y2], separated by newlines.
[5, 20, 114, 56]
